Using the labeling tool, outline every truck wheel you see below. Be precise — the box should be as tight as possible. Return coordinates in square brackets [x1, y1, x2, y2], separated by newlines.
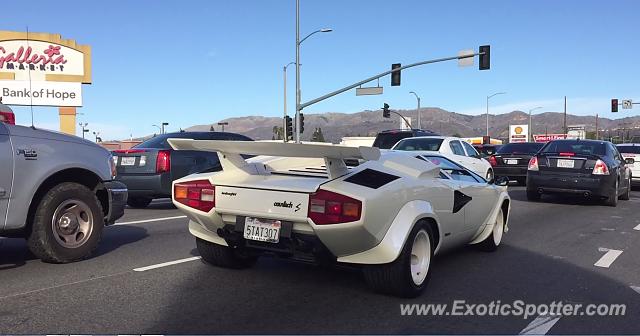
[196, 237, 257, 269]
[27, 182, 104, 263]
[127, 197, 152, 208]
[476, 208, 504, 252]
[363, 223, 434, 298]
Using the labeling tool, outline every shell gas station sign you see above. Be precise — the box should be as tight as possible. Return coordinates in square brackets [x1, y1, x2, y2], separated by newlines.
[0, 31, 91, 135]
[509, 124, 529, 143]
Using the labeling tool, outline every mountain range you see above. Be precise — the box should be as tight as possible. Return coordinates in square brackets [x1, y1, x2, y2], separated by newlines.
[184, 108, 640, 143]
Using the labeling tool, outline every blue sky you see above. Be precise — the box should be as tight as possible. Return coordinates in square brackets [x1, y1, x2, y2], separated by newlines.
[3, 0, 639, 140]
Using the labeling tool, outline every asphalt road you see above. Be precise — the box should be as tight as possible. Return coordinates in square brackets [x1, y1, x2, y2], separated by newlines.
[1, 189, 640, 334]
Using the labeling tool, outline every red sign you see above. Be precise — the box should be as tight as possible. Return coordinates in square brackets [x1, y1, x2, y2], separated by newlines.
[533, 134, 567, 143]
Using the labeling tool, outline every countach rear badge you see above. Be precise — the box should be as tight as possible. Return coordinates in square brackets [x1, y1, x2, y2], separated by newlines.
[273, 201, 302, 212]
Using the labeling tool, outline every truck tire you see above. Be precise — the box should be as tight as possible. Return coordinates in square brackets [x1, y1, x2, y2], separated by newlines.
[363, 223, 434, 298]
[127, 197, 152, 208]
[196, 237, 257, 269]
[476, 208, 504, 252]
[27, 182, 104, 263]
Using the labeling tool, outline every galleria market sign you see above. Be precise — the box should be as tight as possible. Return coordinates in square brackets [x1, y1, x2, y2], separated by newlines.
[0, 31, 91, 107]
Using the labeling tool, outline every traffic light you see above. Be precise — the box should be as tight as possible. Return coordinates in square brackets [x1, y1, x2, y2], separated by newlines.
[383, 103, 391, 118]
[285, 116, 293, 140]
[611, 99, 619, 113]
[299, 113, 305, 134]
[391, 63, 401, 86]
[479, 45, 490, 70]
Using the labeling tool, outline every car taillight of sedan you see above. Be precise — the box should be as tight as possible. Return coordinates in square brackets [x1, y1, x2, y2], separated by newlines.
[528, 156, 539, 171]
[156, 150, 171, 173]
[0, 111, 15, 125]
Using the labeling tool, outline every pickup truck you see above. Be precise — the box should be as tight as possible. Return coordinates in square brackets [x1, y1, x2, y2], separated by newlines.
[0, 103, 128, 263]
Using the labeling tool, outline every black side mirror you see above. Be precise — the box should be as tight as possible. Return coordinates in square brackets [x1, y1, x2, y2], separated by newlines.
[625, 158, 635, 165]
[492, 176, 509, 186]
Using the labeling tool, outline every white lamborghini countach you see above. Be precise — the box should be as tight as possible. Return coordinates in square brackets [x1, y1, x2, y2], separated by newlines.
[169, 140, 511, 297]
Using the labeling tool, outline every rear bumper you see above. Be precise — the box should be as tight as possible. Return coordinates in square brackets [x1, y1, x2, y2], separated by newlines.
[527, 172, 614, 197]
[493, 166, 528, 178]
[115, 172, 171, 198]
[104, 181, 128, 224]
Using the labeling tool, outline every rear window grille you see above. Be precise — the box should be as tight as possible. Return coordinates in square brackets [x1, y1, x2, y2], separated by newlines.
[345, 169, 400, 189]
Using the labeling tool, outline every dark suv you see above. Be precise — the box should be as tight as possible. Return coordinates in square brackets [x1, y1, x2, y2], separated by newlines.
[114, 131, 252, 208]
[372, 129, 439, 149]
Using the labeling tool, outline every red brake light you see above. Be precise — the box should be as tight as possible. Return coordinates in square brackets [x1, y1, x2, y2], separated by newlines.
[528, 156, 539, 171]
[156, 150, 171, 173]
[308, 189, 362, 225]
[0, 111, 15, 125]
[113, 149, 147, 154]
[592, 159, 609, 175]
[559, 152, 575, 156]
[488, 155, 497, 166]
[174, 180, 215, 212]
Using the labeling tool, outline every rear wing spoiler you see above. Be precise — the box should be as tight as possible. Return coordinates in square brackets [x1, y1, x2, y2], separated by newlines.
[167, 139, 381, 178]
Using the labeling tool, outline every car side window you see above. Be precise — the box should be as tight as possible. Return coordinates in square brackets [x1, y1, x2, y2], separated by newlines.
[462, 141, 479, 157]
[449, 140, 465, 156]
[609, 143, 621, 161]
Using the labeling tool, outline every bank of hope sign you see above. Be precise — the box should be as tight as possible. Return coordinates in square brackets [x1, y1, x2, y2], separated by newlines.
[0, 31, 91, 107]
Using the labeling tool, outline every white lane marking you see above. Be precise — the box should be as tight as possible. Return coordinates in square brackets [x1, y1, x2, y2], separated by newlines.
[634, 223, 640, 231]
[113, 215, 187, 226]
[610, 215, 623, 219]
[519, 315, 561, 335]
[631, 286, 640, 295]
[594, 249, 623, 268]
[133, 256, 201, 272]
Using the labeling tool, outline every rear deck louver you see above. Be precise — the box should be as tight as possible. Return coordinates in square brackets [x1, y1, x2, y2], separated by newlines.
[344, 169, 400, 189]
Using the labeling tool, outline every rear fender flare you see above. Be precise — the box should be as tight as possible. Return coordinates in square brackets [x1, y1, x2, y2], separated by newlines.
[337, 200, 441, 265]
[469, 191, 510, 245]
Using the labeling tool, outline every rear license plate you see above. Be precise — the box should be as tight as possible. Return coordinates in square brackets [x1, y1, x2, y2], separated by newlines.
[505, 159, 518, 165]
[557, 159, 574, 168]
[121, 157, 136, 166]
[244, 217, 281, 243]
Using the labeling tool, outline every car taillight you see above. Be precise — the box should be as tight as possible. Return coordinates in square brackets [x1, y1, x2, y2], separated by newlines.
[528, 156, 539, 171]
[592, 159, 610, 175]
[113, 149, 146, 154]
[110, 155, 117, 178]
[488, 155, 497, 166]
[156, 150, 171, 173]
[0, 111, 15, 125]
[559, 152, 575, 156]
[174, 180, 215, 212]
[308, 189, 361, 225]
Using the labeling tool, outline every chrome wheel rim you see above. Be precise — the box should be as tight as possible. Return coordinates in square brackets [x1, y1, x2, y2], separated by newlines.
[493, 209, 504, 245]
[51, 199, 93, 248]
[410, 230, 431, 286]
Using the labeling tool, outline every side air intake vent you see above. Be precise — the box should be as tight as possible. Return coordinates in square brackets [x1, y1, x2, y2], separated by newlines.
[344, 169, 400, 189]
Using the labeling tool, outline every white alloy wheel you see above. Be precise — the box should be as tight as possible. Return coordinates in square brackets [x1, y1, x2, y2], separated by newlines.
[410, 229, 431, 286]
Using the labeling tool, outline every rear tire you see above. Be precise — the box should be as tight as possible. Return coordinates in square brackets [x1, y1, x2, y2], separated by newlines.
[526, 188, 541, 201]
[604, 178, 619, 207]
[476, 208, 504, 252]
[619, 176, 631, 201]
[196, 237, 257, 269]
[363, 223, 434, 298]
[27, 182, 104, 263]
[127, 197, 152, 209]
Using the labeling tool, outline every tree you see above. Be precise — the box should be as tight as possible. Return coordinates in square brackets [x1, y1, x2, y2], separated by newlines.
[210, 125, 215, 131]
[311, 127, 326, 142]
[452, 132, 462, 138]
[272, 126, 284, 140]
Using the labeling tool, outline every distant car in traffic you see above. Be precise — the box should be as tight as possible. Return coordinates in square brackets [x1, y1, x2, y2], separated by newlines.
[526, 139, 633, 206]
[490, 142, 544, 185]
[372, 129, 439, 149]
[1, 103, 127, 263]
[473, 144, 503, 158]
[616, 143, 640, 185]
[114, 131, 252, 208]
[392, 136, 494, 181]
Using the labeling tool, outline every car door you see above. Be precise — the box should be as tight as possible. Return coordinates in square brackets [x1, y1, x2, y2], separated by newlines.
[449, 140, 475, 171]
[609, 143, 630, 192]
[461, 141, 483, 175]
[0, 123, 13, 227]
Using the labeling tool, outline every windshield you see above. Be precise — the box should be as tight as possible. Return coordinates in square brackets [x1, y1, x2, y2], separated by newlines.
[373, 132, 412, 149]
[420, 155, 485, 183]
[617, 145, 640, 154]
[541, 141, 606, 156]
[497, 143, 544, 154]
[393, 138, 443, 151]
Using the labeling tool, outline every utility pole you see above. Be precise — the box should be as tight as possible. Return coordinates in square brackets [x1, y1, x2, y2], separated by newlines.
[410, 91, 421, 129]
[595, 114, 599, 140]
[283, 62, 295, 143]
[563, 96, 567, 135]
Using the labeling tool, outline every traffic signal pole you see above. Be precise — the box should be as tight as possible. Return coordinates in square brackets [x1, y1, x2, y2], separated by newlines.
[298, 51, 486, 114]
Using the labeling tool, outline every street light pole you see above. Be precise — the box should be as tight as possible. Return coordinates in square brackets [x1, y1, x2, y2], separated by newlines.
[283, 61, 295, 143]
[486, 92, 506, 138]
[528, 106, 543, 142]
[161, 122, 169, 134]
[295, 0, 332, 143]
[410, 91, 421, 129]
